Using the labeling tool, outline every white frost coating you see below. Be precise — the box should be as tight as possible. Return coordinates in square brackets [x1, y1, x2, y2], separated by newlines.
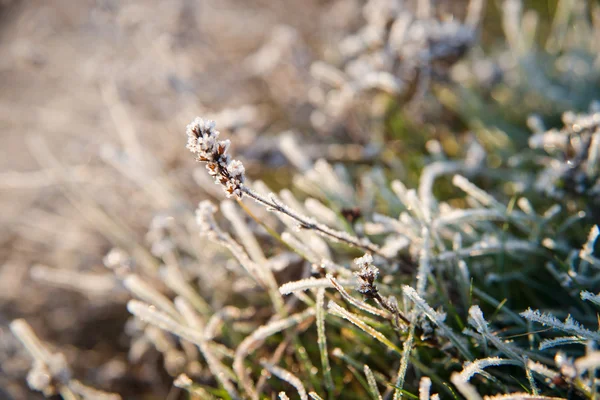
[517, 197, 535, 215]
[542, 204, 561, 220]
[127, 300, 240, 399]
[574, 351, 600, 373]
[281, 231, 321, 264]
[587, 131, 600, 176]
[403, 286, 446, 323]
[539, 336, 586, 350]
[328, 274, 391, 319]
[243, 189, 380, 254]
[328, 301, 400, 353]
[68, 380, 121, 400]
[527, 360, 559, 380]
[221, 200, 267, 265]
[418, 161, 462, 220]
[361, 71, 404, 94]
[393, 322, 415, 400]
[161, 266, 211, 316]
[279, 131, 312, 172]
[451, 372, 483, 400]
[419, 376, 431, 400]
[355, 253, 374, 268]
[364, 364, 382, 400]
[391, 180, 411, 207]
[520, 308, 600, 341]
[10, 319, 69, 380]
[195, 200, 269, 287]
[416, 227, 431, 294]
[279, 277, 355, 295]
[457, 358, 518, 382]
[436, 239, 539, 262]
[468, 305, 523, 361]
[174, 297, 204, 330]
[580, 225, 600, 267]
[524, 356, 540, 395]
[124, 274, 180, 320]
[261, 361, 308, 400]
[581, 290, 600, 307]
[434, 209, 506, 227]
[30, 264, 116, 296]
[453, 175, 502, 209]
[380, 235, 410, 258]
[304, 198, 340, 228]
[233, 309, 316, 399]
[316, 288, 334, 392]
[186, 118, 245, 198]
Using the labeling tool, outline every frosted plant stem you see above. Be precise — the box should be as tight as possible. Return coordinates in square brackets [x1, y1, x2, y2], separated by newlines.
[328, 274, 392, 319]
[328, 302, 401, 353]
[451, 372, 483, 400]
[364, 364, 383, 400]
[279, 277, 355, 295]
[197, 201, 285, 314]
[233, 308, 316, 399]
[524, 356, 540, 395]
[127, 300, 240, 399]
[240, 186, 384, 256]
[10, 319, 121, 400]
[161, 265, 211, 316]
[394, 228, 433, 400]
[221, 199, 267, 265]
[393, 323, 415, 400]
[124, 274, 180, 320]
[316, 288, 335, 394]
[520, 308, 600, 341]
[419, 377, 432, 400]
[261, 361, 308, 400]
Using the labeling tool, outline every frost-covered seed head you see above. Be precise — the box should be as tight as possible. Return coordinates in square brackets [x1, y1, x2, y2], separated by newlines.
[354, 253, 379, 295]
[186, 118, 220, 156]
[354, 253, 374, 269]
[186, 118, 246, 198]
[227, 160, 245, 178]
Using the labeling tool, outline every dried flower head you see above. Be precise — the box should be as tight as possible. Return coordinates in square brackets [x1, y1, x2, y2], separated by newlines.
[354, 253, 379, 296]
[186, 117, 245, 198]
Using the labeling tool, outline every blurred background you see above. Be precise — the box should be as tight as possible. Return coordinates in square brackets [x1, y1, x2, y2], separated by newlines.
[1, 0, 594, 398]
[0, 1, 344, 398]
